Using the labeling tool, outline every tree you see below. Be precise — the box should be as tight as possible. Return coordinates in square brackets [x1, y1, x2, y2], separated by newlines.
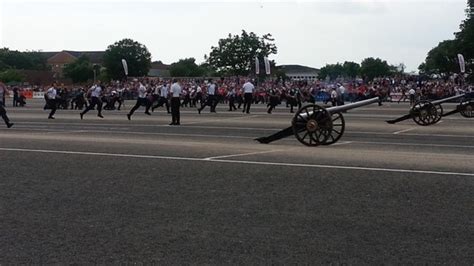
[169, 58, 205, 77]
[318, 63, 344, 80]
[206, 30, 277, 76]
[103, 39, 152, 80]
[0, 48, 48, 71]
[418, 40, 458, 76]
[455, 0, 474, 77]
[0, 69, 24, 83]
[63, 55, 94, 83]
[359, 57, 392, 80]
[342, 61, 361, 78]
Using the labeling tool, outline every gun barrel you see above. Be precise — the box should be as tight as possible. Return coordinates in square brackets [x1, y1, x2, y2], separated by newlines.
[326, 97, 380, 114]
[431, 94, 465, 106]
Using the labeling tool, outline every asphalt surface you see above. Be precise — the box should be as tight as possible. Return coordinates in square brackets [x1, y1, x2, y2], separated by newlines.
[0, 99, 473, 264]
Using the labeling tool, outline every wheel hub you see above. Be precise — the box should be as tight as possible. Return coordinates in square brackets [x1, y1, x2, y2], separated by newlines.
[306, 119, 319, 132]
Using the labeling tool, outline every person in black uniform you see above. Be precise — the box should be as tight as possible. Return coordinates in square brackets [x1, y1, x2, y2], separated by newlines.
[267, 86, 279, 114]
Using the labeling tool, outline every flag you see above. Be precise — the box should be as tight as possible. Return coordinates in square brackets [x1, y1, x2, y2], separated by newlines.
[264, 57, 271, 75]
[255, 57, 260, 75]
[121, 59, 128, 76]
[457, 54, 465, 73]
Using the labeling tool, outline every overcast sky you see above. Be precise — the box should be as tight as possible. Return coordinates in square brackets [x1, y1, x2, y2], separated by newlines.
[0, 0, 467, 71]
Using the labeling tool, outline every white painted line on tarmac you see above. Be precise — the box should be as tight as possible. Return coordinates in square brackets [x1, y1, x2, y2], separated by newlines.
[331, 141, 353, 146]
[0, 147, 473, 177]
[203, 149, 283, 160]
[393, 128, 417, 135]
[352, 141, 474, 149]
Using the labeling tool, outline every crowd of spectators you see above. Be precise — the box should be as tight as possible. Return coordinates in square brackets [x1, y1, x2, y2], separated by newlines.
[3, 74, 472, 110]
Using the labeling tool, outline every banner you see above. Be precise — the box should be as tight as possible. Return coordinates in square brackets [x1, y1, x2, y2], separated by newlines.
[264, 57, 271, 75]
[122, 59, 129, 76]
[255, 57, 260, 75]
[457, 54, 465, 73]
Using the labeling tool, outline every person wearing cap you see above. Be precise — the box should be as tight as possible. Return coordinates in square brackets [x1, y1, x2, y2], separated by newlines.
[169, 79, 182, 125]
[80, 82, 104, 119]
[0, 82, 13, 128]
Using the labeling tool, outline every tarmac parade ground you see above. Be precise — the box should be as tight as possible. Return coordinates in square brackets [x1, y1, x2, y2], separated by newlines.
[0, 100, 473, 263]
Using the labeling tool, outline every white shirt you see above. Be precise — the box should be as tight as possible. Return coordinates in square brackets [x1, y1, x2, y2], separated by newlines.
[160, 85, 169, 97]
[91, 85, 102, 98]
[196, 86, 202, 93]
[338, 85, 346, 94]
[138, 84, 147, 98]
[408, 88, 416, 95]
[170, 83, 182, 97]
[47, 87, 57, 99]
[242, 82, 255, 93]
[208, 83, 216, 95]
[331, 90, 338, 99]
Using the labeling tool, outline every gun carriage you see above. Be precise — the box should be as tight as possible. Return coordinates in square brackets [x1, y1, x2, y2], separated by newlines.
[256, 97, 380, 146]
[387, 94, 473, 126]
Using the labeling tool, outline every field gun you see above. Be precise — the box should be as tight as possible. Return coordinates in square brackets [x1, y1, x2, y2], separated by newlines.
[256, 97, 380, 146]
[387, 94, 472, 126]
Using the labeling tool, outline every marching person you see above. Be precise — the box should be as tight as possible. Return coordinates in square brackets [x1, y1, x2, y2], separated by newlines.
[267, 86, 279, 114]
[80, 82, 104, 119]
[198, 79, 218, 114]
[152, 82, 170, 113]
[242, 79, 255, 114]
[45, 83, 58, 119]
[127, 82, 151, 120]
[227, 86, 237, 111]
[0, 82, 14, 128]
[408, 86, 416, 106]
[169, 79, 182, 125]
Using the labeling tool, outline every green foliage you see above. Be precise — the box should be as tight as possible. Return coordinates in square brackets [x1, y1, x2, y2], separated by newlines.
[342, 61, 361, 78]
[169, 58, 206, 77]
[421, 0, 474, 78]
[418, 40, 458, 75]
[359, 57, 392, 80]
[63, 55, 94, 83]
[207, 30, 277, 76]
[318, 63, 344, 80]
[0, 69, 25, 83]
[0, 48, 48, 71]
[318, 61, 360, 80]
[103, 38, 152, 80]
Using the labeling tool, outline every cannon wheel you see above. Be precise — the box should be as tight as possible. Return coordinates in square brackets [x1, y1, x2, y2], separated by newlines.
[433, 104, 443, 123]
[459, 98, 473, 118]
[410, 101, 439, 126]
[322, 112, 345, 145]
[292, 104, 332, 146]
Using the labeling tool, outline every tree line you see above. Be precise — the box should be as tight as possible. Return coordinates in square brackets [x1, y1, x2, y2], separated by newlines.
[1, 0, 472, 84]
[419, 0, 473, 80]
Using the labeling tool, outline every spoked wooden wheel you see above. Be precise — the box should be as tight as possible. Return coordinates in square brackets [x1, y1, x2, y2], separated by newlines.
[322, 112, 345, 145]
[459, 98, 473, 118]
[292, 105, 332, 146]
[410, 101, 439, 126]
[433, 104, 443, 123]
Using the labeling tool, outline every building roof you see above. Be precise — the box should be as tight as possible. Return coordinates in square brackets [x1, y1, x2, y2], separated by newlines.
[278, 64, 320, 74]
[151, 61, 170, 70]
[42, 50, 105, 64]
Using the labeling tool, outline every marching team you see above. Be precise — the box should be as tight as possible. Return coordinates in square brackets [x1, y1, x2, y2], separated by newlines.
[1, 77, 472, 128]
